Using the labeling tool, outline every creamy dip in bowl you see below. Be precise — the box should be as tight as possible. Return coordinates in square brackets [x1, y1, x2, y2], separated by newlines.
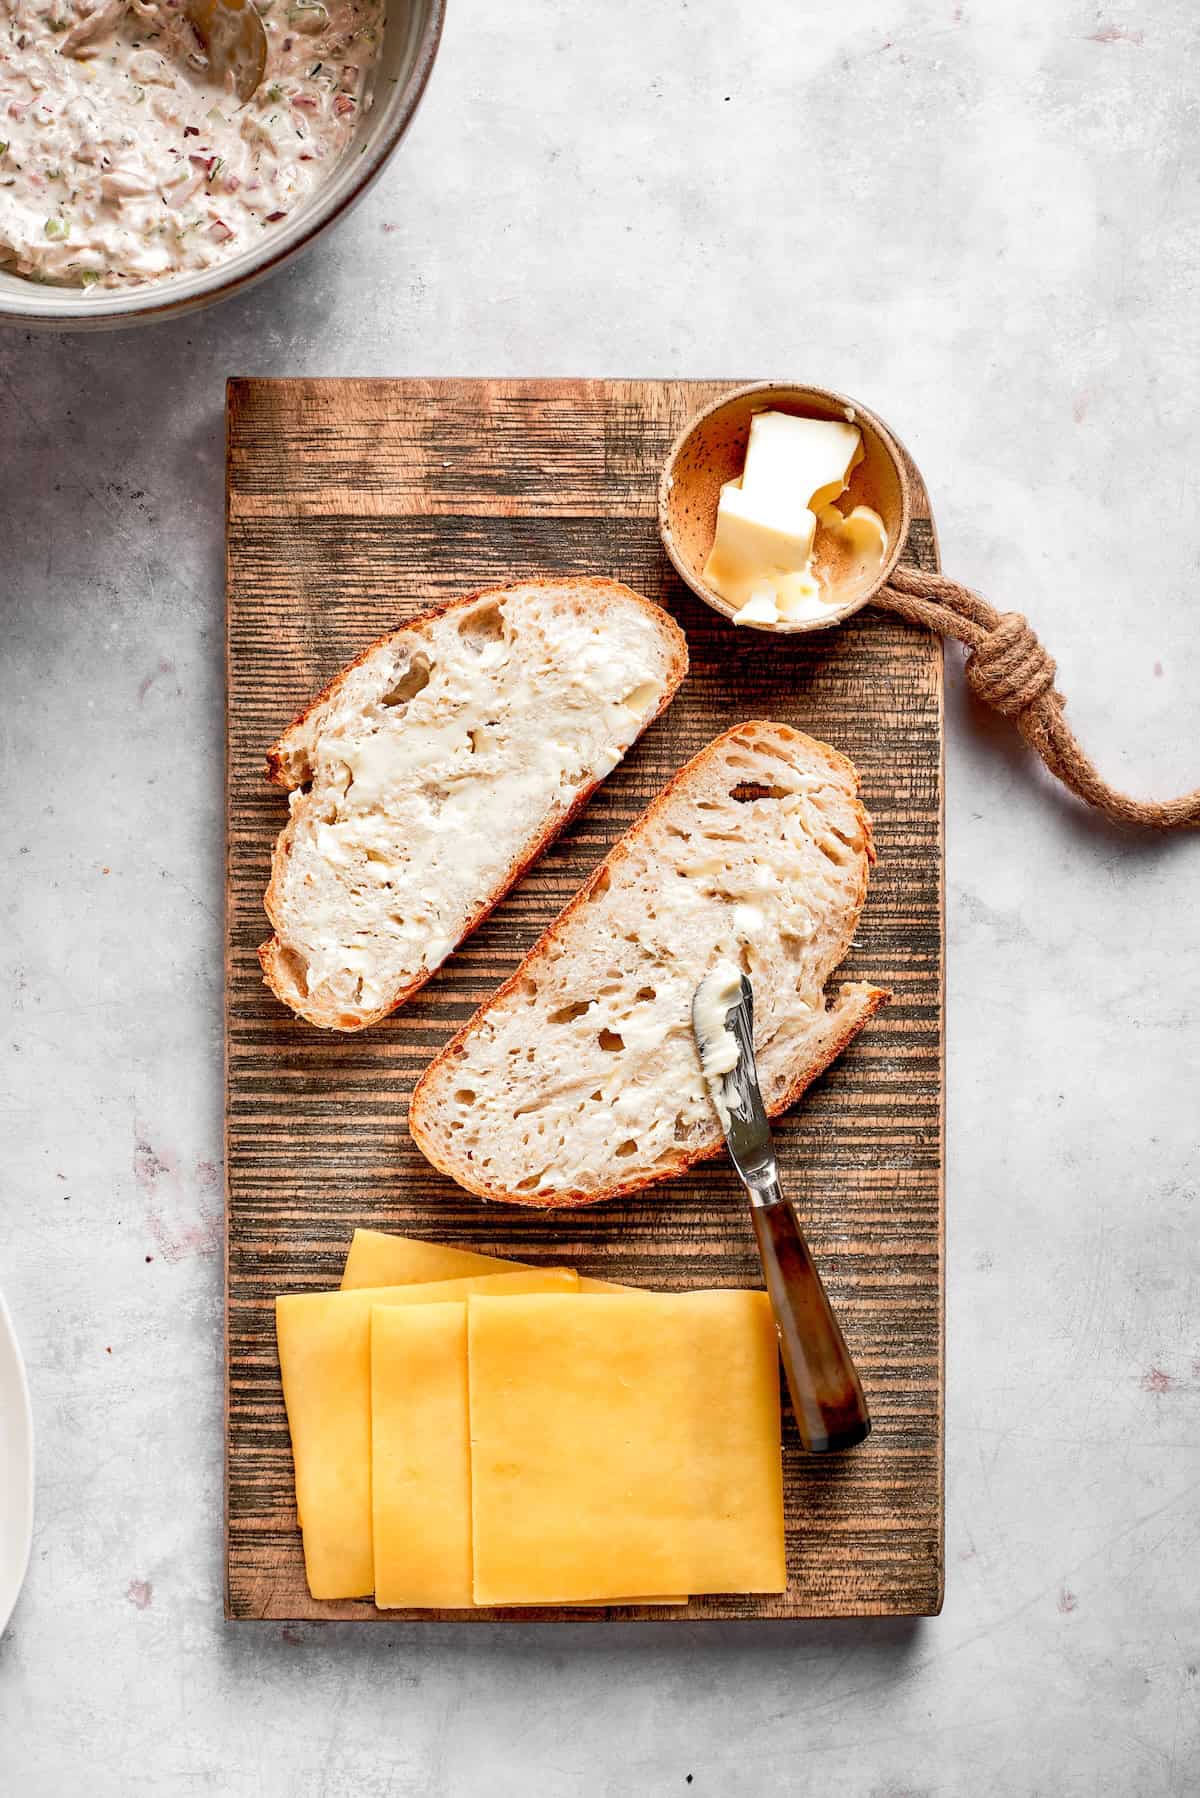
[0, 0, 441, 325]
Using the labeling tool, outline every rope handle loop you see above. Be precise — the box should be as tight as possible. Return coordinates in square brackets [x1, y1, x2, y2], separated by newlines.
[875, 566, 1200, 830]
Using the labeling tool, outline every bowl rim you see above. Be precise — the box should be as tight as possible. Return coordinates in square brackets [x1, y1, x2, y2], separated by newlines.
[657, 379, 912, 634]
[0, 1288, 34, 1638]
[0, 0, 446, 332]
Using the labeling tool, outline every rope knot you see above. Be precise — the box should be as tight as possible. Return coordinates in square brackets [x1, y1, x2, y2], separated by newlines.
[877, 568, 1199, 826]
[966, 611, 1057, 717]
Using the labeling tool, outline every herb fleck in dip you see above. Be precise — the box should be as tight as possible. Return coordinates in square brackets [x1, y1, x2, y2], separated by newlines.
[0, 0, 383, 286]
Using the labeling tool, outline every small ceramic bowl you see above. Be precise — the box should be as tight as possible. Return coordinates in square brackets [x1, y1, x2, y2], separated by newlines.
[657, 381, 911, 632]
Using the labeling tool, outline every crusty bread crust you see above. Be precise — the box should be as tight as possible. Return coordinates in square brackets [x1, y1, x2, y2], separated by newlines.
[258, 579, 688, 1031]
[408, 722, 889, 1208]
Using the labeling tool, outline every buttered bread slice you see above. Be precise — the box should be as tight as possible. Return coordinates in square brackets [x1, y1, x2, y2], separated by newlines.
[409, 722, 888, 1207]
[259, 580, 687, 1030]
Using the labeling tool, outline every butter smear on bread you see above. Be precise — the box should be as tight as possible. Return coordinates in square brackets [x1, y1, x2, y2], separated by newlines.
[259, 581, 686, 1031]
[702, 411, 888, 627]
[692, 957, 744, 1135]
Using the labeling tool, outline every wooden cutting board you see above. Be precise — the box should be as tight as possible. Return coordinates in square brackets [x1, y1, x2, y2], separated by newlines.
[225, 378, 944, 1621]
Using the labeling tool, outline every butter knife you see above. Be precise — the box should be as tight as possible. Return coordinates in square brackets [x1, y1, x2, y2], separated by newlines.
[693, 964, 871, 1453]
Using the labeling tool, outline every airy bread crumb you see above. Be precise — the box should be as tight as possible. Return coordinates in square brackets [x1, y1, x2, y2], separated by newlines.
[409, 721, 888, 1207]
[259, 579, 688, 1030]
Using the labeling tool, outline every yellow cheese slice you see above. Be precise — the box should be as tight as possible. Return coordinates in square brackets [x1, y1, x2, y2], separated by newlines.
[468, 1291, 786, 1606]
[371, 1303, 473, 1609]
[340, 1227, 631, 1296]
[276, 1268, 578, 1600]
[370, 1299, 685, 1610]
[342, 1229, 528, 1288]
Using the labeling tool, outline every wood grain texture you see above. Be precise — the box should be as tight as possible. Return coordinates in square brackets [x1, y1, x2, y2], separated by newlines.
[225, 378, 944, 1622]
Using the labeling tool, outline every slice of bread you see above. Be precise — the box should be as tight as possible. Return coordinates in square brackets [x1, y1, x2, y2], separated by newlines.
[259, 579, 688, 1030]
[409, 721, 888, 1207]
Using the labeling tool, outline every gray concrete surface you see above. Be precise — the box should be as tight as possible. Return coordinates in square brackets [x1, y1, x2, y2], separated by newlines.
[2, 1, 1199, 1792]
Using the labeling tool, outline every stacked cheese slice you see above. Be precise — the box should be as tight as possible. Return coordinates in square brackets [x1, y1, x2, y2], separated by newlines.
[276, 1230, 788, 1609]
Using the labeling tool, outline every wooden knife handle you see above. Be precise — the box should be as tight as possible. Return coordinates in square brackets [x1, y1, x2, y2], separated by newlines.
[751, 1198, 871, 1453]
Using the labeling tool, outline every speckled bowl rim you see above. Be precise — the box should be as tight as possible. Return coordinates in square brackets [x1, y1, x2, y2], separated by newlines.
[657, 380, 912, 634]
[0, 0, 445, 332]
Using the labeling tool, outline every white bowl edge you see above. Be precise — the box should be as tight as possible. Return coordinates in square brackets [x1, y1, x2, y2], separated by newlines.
[0, 1289, 34, 1638]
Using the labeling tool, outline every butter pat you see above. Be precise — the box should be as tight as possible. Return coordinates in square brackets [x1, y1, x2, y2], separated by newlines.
[702, 480, 819, 617]
[693, 958, 742, 1079]
[692, 957, 744, 1134]
[741, 409, 862, 515]
[700, 409, 887, 628]
[732, 902, 765, 937]
[814, 503, 889, 589]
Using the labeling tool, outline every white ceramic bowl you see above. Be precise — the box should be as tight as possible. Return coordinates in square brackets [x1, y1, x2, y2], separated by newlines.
[0, 0, 445, 332]
[0, 1290, 33, 1636]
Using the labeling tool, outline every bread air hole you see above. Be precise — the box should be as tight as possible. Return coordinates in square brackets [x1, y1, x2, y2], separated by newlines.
[454, 1088, 476, 1106]
[598, 1029, 624, 1052]
[548, 1000, 590, 1024]
[730, 782, 787, 803]
[748, 734, 798, 768]
[381, 652, 432, 707]
[588, 867, 612, 902]
[458, 601, 505, 652]
[635, 986, 656, 1002]
[275, 946, 310, 998]
[615, 1139, 638, 1158]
